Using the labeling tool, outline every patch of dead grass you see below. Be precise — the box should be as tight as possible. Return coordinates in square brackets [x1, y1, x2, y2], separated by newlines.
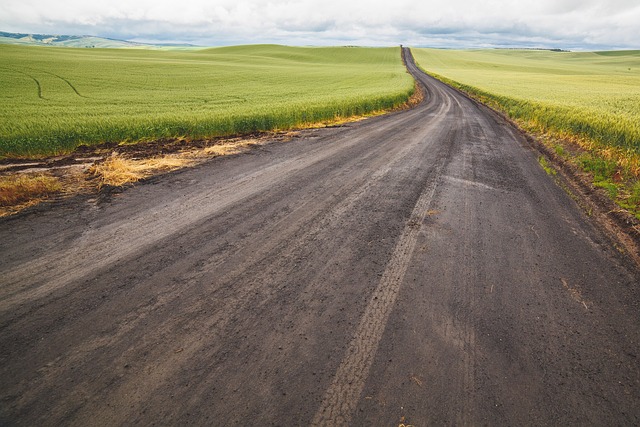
[88, 154, 193, 188]
[0, 174, 62, 207]
[200, 140, 261, 157]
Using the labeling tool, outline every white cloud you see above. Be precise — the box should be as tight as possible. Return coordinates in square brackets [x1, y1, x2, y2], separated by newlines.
[0, 0, 638, 49]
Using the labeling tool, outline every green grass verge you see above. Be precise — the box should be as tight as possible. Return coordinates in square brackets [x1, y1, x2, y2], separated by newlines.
[0, 44, 414, 158]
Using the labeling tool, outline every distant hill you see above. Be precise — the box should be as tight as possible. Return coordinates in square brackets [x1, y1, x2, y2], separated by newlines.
[0, 31, 197, 49]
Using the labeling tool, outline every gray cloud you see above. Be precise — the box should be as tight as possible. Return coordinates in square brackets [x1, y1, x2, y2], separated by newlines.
[0, 0, 638, 49]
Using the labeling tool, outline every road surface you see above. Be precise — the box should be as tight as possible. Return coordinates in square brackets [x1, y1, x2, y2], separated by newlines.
[1, 49, 639, 425]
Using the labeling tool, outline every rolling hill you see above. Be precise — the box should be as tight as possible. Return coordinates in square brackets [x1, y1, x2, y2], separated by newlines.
[0, 31, 195, 49]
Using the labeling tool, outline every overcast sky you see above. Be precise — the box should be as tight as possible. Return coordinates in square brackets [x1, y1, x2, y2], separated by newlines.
[1, 0, 638, 50]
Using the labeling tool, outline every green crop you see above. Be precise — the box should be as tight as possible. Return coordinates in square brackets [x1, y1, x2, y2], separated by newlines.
[412, 48, 640, 153]
[0, 44, 414, 157]
[413, 48, 640, 218]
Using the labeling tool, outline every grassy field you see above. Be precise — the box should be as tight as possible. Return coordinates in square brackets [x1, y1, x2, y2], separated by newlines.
[413, 48, 640, 217]
[0, 44, 414, 158]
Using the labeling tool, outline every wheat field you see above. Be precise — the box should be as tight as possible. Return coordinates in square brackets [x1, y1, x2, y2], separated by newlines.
[0, 44, 414, 157]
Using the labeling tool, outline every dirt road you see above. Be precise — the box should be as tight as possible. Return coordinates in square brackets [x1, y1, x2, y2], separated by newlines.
[1, 49, 639, 425]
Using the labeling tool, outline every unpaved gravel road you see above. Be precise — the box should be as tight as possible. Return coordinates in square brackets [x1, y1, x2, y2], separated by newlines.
[1, 49, 639, 426]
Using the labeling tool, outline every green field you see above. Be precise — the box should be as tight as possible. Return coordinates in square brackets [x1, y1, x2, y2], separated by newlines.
[0, 44, 414, 157]
[412, 48, 640, 217]
[412, 48, 640, 153]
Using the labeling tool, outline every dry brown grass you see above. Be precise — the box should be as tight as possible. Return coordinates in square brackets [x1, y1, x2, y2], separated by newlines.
[201, 140, 260, 157]
[0, 174, 62, 206]
[89, 138, 266, 188]
[405, 80, 425, 108]
[88, 139, 263, 189]
[88, 154, 193, 187]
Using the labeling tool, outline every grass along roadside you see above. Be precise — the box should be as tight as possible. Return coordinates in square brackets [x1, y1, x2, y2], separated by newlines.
[0, 75, 424, 216]
[0, 130, 293, 216]
[412, 48, 640, 220]
[534, 131, 640, 218]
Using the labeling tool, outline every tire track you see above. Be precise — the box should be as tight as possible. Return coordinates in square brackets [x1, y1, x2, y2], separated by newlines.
[39, 70, 88, 98]
[0, 98, 439, 314]
[2, 66, 87, 99]
[311, 158, 445, 426]
[311, 48, 454, 426]
[44, 131, 431, 426]
[2, 67, 46, 99]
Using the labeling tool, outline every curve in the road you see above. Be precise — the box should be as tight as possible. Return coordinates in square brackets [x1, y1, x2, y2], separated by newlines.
[0, 48, 638, 426]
